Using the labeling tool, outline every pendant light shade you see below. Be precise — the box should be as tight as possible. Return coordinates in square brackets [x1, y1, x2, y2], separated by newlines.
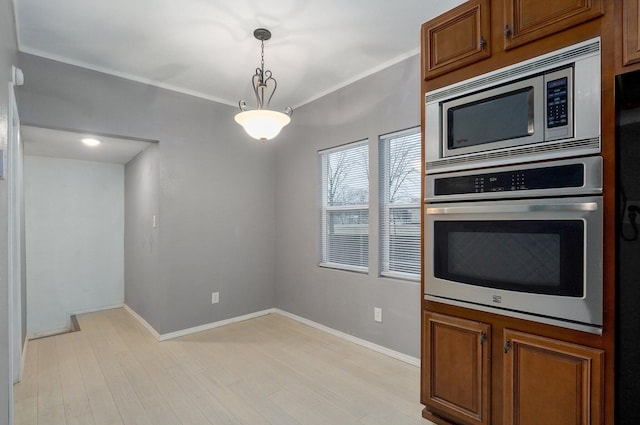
[234, 109, 291, 141]
[235, 28, 293, 142]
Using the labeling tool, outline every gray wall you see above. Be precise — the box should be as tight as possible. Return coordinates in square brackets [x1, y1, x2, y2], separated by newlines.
[0, 0, 18, 421]
[17, 53, 277, 335]
[16, 49, 422, 357]
[125, 144, 162, 330]
[274, 55, 422, 357]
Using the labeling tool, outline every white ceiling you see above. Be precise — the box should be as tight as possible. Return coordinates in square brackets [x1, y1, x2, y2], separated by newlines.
[14, 0, 465, 110]
[14, 0, 465, 163]
[22, 126, 155, 164]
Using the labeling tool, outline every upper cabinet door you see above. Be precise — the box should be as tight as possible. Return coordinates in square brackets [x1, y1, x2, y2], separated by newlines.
[503, 0, 605, 50]
[623, 0, 640, 66]
[422, 0, 491, 80]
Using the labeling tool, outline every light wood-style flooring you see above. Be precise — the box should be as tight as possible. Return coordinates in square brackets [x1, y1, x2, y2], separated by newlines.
[14, 308, 432, 425]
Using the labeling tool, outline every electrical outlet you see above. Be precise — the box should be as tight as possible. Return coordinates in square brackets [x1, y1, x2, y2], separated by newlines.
[624, 201, 640, 223]
[211, 292, 219, 304]
[152, 215, 157, 228]
[374, 307, 382, 323]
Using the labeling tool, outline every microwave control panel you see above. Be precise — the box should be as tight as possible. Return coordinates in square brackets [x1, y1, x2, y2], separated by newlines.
[433, 163, 583, 196]
[543, 66, 573, 141]
[546, 77, 569, 129]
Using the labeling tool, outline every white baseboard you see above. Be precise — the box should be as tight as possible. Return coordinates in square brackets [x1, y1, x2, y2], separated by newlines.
[28, 326, 73, 340]
[123, 304, 160, 340]
[123, 305, 274, 342]
[123, 305, 419, 367]
[28, 303, 126, 340]
[17, 337, 28, 383]
[70, 302, 124, 317]
[272, 309, 420, 367]
[157, 309, 274, 341]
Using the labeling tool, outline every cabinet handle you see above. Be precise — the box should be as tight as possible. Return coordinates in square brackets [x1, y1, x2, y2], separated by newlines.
[480, 332, 487, 345]
[504, 340, 512, 353]
[504, 25, 512, 38]
[479, 36, 486, 50]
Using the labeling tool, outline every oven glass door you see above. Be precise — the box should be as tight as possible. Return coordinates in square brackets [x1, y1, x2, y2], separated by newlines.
[433, 220, 584, 296]
[424, 196, 603, 333]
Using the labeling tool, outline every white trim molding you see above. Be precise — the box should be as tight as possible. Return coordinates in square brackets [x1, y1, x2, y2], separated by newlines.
[123, 305, 419, 367]
[272, 309, 420, 367]
[123, 305, 160, 340]
[157, 309, 274, 342]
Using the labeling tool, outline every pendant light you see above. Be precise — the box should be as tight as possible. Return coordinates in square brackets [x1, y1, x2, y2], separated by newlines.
[235, 28, 293, 141]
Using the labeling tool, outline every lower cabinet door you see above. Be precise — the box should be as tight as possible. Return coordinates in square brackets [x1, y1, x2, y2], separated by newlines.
[503, 329, 604, 425]
[423, 312, 491, 425]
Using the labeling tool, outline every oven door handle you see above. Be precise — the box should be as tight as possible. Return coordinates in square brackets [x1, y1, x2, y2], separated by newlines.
[425, 202, 599, 215]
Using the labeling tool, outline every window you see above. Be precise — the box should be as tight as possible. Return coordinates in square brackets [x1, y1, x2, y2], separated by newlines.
[380, 128, 421, 280]
[320, 140, 369, 272]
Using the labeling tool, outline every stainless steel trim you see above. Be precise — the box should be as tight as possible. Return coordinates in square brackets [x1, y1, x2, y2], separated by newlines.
[426, 202, 598, 215]
[424, 295, 603, 335]
[425, 37, 599, 103]
[425, 138, 600, 174]
[425, 156, 602, 202]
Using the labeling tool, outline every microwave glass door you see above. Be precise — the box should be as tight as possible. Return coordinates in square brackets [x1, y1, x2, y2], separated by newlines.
[447, 87, 534, 150]
[442, 76, 544, 158]
[433, 220, 584, 296]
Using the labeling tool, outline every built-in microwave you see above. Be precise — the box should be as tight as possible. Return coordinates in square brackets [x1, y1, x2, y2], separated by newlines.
[425, 38, 601, 173]
[423, 157, 603, 334]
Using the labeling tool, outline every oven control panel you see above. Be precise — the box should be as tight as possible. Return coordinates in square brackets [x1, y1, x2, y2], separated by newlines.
[425, 156, 602, 201]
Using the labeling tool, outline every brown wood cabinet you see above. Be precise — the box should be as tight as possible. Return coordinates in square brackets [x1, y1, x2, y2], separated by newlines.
[623, 0, 640, 66]
[503, 0, 605, 50]
[503, 329, 604, 425]
[420, 1, 616, 423]
[422, 312, 491, 425]
[422, 0, 490, 80]
[422, 312, 605, 425]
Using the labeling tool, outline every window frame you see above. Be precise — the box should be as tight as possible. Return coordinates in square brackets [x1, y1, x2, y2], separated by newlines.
[379, 127, 421, 282]
[319, 139, 370, 273]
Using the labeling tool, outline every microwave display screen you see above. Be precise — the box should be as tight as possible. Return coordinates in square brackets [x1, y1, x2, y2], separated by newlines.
[547, 77, 569, 128]
[433, 220, 584, 296]
[447, 87, 534, 150]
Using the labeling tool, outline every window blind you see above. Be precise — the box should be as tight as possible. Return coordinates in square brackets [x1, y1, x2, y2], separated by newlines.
[320, 140, 369, 272]
[379, 128, 421, 279]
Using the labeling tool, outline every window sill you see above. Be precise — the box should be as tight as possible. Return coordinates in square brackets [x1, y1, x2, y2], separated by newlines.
[381, 271, 420, 283]
[319, 262, 368, 274]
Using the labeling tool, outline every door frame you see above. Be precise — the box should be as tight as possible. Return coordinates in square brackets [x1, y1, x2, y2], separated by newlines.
[7, 65, 24, 424]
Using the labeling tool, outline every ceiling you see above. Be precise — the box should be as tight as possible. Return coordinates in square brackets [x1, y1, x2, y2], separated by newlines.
[14, 0, 465, 163]
[22, 126, 155, 164]
[14, 0, 465, 110]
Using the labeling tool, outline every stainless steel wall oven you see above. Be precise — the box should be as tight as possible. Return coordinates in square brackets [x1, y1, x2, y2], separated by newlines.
[423, 157, 603, 334]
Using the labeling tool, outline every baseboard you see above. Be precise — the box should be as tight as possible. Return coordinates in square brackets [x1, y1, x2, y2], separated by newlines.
[18, 337, 28, 383]
[124, 305, 274, 342]
[29, 303, 125, 340]
[123, 304, 161, 340]
[69, 302, 124, 316]
[123, 305, 419, 367]
[272, 309, 420, 367]
[70, 302, 124, 317]
[157, 309, 274, 341]
[28, 326, 74, 340]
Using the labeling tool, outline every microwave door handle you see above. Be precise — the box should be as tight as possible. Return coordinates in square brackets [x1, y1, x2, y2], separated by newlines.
[426, 202, 599, 215]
